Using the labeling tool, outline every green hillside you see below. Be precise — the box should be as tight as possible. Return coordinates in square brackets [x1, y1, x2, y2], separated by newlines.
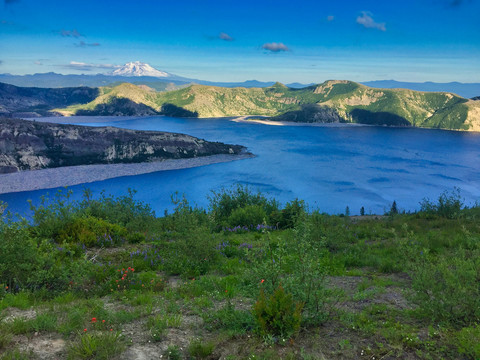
[53, 80, 480, 131]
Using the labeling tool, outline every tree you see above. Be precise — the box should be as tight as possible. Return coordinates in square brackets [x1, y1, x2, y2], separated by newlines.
[360, 206, 365, 216]
[390, 201, 398, 215]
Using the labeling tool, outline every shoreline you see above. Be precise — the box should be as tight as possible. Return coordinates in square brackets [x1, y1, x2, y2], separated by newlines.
[25, 115, 477, 133]
[229, 116, 370, 127]
[0, 153, 255, 195]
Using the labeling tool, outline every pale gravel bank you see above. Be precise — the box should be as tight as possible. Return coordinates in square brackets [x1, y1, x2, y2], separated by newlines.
[230, 116, 370, 127]
[0, 154, 254, 194]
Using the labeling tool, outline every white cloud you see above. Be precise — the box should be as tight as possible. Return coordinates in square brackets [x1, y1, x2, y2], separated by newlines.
[75, 41, 100, 47]
[219, 32, 234, 41]
[356, 11, 386, 31]
[60, 29, 83, 38]
[262, 42, 290, 52]
[64, 61, 120, 71]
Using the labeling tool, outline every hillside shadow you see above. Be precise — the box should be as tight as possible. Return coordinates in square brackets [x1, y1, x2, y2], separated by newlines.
[160, 103, 199, 118]
[350, 109, 410, 126]
[0, 82, 101, 116]
[272, 104, 345, 123]
[75, 97, 158, 116]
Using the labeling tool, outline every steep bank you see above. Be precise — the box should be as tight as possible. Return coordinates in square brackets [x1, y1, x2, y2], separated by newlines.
[0, 118, 248, 173]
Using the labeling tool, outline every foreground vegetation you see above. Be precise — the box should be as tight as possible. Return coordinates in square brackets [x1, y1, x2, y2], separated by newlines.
[1, 186, 479, 359]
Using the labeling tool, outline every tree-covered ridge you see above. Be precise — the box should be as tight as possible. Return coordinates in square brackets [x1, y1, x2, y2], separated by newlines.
[1, 80, 478, 131]
[53, 80, 478, 130]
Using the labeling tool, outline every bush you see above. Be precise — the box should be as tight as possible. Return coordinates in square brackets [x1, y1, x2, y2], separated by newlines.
[419, 188, 464, 219]
[411, 252, 480, 326]
[208, 185, 278, 229]
[80, 189, 155, 231]
[67, 331, 126, 360]
[29, 189, 155, 241]
[270, 199, 306, 229]
[0, 219, 38, 290]
[454, 325, 480, 359]
[188, 339, 214, 359]
[57, 216, 127, 247]
[253, 285, 303, 339]
[227, 204, 267, 228]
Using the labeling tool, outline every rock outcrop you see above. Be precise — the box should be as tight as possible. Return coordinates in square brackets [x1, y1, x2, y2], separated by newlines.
[0, 118, 247, 173]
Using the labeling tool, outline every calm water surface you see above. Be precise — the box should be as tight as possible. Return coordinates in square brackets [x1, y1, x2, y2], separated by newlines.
[2, 116, 480, 217]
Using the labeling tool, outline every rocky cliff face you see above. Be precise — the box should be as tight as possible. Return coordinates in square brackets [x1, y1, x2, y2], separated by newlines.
[0, 118, 247, 173]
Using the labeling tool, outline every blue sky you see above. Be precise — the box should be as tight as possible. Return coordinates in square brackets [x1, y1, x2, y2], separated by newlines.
[1, 0, 479, 83]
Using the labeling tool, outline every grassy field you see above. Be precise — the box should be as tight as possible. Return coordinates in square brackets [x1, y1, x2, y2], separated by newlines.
[0, 186, 479, 359]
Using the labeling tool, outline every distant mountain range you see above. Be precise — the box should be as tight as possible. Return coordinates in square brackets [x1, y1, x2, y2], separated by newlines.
[2, 80, 479, 132]
[3, 61, 477, 98]
[362, 80, 480, 99]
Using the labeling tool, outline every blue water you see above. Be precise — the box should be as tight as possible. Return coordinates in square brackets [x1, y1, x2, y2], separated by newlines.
[2, 116, 480, 217]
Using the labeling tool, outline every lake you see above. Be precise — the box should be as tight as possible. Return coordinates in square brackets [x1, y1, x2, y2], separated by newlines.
[2, 116, 480, 217]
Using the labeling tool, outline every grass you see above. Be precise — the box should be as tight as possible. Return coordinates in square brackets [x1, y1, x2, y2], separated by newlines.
[1, 187, 479, 359]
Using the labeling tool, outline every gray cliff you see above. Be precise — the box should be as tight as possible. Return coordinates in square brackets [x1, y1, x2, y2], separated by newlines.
[0, 118, 247, 173]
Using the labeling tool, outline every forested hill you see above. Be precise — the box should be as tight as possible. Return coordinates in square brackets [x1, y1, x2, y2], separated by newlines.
[2, 80, 480, 131]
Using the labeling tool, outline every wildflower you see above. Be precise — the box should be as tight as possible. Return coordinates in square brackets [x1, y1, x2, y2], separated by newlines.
[110, 329, 113, 331]
[102, 320, 106, 323]
[260, 279, 265, 284]
[5, 286, 8, 290]
[91, 317, 97, 323]
[84, 328, 87, 332]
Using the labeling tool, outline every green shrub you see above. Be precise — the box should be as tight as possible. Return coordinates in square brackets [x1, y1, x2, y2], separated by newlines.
[253, 285, 303, 339]
[270, 198, 306, 229]
[455, 325, 480, 359]
[57, 216, 127, 247]
[29, 189, 77, 240]
[227, 204, 267, 228]
[0, 219, 38, 290]
[411, 252, 480, 326]
[188, 338, 214, 359]
[126, 232, 145, 244]
[0, 348, 33, 360]
[204, 303, 255, 334]
[164, 345, 182, 360]
[208, 185, 278, 229]
[146, 313, 182, 342]
[0, 328, 12, 350]
[29, 189, 155, 241]
[80, 189, 155, 230]
[67, 331, 126, 360]
[419, 188, 464, 219]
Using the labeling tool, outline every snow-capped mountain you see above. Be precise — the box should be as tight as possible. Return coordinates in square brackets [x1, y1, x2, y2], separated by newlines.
[111, 61, 169, 77]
